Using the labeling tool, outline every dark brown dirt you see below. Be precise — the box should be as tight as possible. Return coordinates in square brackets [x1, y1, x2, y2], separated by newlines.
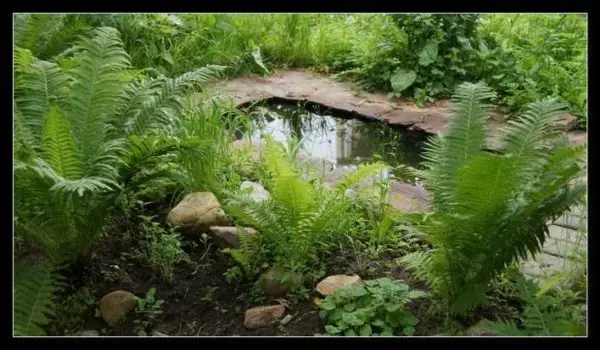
[46, 198, 521, 337]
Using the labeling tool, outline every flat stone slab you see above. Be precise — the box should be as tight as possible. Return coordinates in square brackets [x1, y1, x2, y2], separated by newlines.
[213, 70, 586, 147]
[547, 224, 587, 244]
[522, 253, 570, 278]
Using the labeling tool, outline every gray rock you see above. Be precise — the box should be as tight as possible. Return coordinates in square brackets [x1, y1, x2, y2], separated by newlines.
[243, 305, 285, 329]
[208, 226, 259, 249]
[315, 275, 362, 296]
[167, 192, 229, 234]
[240, 181, 270, 202]
[280, 314, 293, 325]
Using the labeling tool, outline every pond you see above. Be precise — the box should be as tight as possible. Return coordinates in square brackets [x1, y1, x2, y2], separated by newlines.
[237, 100, 431, 183]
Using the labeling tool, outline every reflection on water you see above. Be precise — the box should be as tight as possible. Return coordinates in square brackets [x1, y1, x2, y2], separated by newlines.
[239, 103, 428, 172]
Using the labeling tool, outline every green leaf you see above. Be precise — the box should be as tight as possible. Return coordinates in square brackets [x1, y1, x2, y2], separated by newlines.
[320, 300, 336, 311]
[359, 323, 373, 336]
[345, 329, 357, 336]
[372, 319, 386, 327]
[380, 326, 394, 336]
[343, 303, 356, 312]
[401, 314, 419, 326]
[390, 69, 417, 93]
[342, 312, 365, 326]
[251, 45, 269, 75]
[384, 302, 400, 312]
[418, 40, 439, 66]
[403, 326, 415, 336]
[160, 51, 174, 66]
[325, 325, 341, 334]
[407, 290, 427, 299]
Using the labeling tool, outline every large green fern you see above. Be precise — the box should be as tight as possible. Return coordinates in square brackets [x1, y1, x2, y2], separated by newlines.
[224, 136, 388, 274]
[14, 26, 224, 335]
[400, 82, 586, 315]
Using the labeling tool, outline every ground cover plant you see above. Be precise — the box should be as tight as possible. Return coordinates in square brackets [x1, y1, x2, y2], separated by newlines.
[13, 13, 587, 337]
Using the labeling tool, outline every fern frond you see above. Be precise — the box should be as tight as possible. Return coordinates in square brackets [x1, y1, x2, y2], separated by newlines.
[13, 14, 67, 57]
[422, 82, 495, 209]
[68, 26, 130, 168]
[13, 259, 64, 336]
[124, 65, 226, 135]
[15, 59, 70, 142]
[334, 161, 389, 194]
[41, 105, 83, 179]
[501, 98, 568, 183]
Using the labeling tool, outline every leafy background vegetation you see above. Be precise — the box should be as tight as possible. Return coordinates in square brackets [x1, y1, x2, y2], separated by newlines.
[13, 13, 587, 337]
[15, 13, 587, 126]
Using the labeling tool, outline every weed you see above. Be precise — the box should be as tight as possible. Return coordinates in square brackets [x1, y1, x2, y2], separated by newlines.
[133, 287, 165, 336]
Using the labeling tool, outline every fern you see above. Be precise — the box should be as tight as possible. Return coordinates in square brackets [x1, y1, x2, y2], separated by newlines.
[68, 27, 131, 169]
[41, 105, 83, 179]
[400, 83, 585, 315]
[122, 65, 226, 136]
[470, 272, 586, 336]
[224, 137, 384, 274]
[14, 26, 222, 335]
[13, 260, 64, 336]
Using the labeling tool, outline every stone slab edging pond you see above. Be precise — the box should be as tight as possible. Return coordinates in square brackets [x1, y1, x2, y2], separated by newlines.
[212, 69, 587, 149]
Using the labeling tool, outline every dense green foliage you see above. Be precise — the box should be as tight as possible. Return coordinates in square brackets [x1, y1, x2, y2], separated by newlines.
[319, 278, 426, 336]
[470, 271, 586, 336]
[400, 82, 586, 315]
[13, 26, 223, 335]
[13, 13, 587, 337]
[223, 136, 388, 276]
[14, 13, 587, 126]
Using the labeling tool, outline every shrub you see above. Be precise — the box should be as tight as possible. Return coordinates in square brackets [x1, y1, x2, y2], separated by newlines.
[400, 82, 586, 315]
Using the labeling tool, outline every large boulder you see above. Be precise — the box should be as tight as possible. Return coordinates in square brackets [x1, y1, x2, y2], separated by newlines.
[167, 192, 230, 234]
[99, 290, 137, 327]
[243, 305, 285, 329]
[208, 226, 259, 249]
[315, 274, 362, 296]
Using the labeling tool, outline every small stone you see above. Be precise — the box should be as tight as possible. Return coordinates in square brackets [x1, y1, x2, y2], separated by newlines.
[315, 274, 362, 296]
[208, 226, 258, 249]
[556, 113, 577, 131]
[280, 314, 293, 325]
[243, 305, 285, 329]
[240, 181, 270, 202]
[79, 330, 100, 336]
[167, 192, 229, 234]
[258, 267, 303, 297]
[99, 290, 137, 327]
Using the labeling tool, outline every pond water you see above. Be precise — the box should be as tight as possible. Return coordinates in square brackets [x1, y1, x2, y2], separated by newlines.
[237, 101, 430, 182]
